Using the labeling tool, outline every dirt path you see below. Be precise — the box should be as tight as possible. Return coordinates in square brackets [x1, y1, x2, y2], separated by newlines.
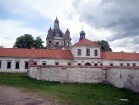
[0, 86, 58, 105]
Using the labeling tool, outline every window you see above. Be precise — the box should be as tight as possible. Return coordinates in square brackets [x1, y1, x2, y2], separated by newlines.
[15, 61, 20, 69]
[94, 63, 98, 66]
[49, 41, 51, 46]
[25, 61, 28, 69]
[86, 48, 90, 56]
[67, 42, 70, 46]
[0, 61, 1, 69]
[100, 63, 103, 66]
[42, 62, 46, 65]
[34, 62, 37, 65]
[120, 63, 123, 66]
[78, 63, 81, 66]
[85, 63, 91, 66]
[110, 63, 113, 66]
[55, 42, 59, 46]
[127, 63, 130, 66]
[77, 49, 81, 56]
[133, 63, 136, 67]
[7, 61, 11, 69]
[55, 62, 59, 65]
[68, 63, 71, 66]
[94, 50, 98, 56]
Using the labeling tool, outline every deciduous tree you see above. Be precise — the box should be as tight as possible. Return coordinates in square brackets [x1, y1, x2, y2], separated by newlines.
[95, 40, 112, 52]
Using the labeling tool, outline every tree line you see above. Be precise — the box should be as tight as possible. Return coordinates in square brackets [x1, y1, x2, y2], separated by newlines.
[13, 34, 44, 49]
[13, 34, 112, 51]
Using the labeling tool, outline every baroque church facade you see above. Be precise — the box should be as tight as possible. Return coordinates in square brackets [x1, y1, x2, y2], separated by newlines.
[46, 17, 71, 49]
[0, 17, 139, 72]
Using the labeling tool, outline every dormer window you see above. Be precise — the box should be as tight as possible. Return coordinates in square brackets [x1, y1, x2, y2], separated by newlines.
[86, 48, 90, 56]
[77, 49, 81, 56]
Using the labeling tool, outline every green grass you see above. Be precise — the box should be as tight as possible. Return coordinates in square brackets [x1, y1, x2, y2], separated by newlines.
[0, 73, 139, 105]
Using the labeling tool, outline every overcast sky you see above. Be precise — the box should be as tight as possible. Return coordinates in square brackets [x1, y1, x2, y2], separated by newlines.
[0, 0, 139, 52]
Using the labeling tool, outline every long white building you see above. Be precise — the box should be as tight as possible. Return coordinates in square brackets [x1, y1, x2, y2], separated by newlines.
[0, 37, 139, 72]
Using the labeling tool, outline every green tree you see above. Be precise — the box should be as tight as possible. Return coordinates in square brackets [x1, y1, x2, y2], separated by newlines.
[13, 34, 44, 49]
[95, 40, 112, 52]
[34, 36, 44, 48]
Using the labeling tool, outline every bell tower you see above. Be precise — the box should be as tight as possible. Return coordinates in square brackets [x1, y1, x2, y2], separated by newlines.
[79, 30, 86, 41]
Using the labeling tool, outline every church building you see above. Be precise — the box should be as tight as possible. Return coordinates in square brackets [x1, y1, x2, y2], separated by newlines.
[46, 17, 71, 49]
[0, 17, 139, 72]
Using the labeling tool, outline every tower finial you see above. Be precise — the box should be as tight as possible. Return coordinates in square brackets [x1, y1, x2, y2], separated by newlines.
[54, 16, 59, 28]
[82, 25, 84, 30]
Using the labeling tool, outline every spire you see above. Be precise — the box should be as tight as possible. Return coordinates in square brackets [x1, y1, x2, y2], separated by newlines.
[54, 17, 59, 28]
[65, 28, 70, 38]
[79, 30, 86, 41]
[47, 27, 52, 38]
[48, 27, 52, 32]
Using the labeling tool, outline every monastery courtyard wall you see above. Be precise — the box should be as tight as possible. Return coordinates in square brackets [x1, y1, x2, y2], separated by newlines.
[28, 66, 139, 93]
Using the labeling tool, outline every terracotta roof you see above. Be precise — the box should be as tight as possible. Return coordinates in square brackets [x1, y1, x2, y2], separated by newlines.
[71, 38, 100, 48]
[0, 48, 73, 59]
[101, 52, 139, 61]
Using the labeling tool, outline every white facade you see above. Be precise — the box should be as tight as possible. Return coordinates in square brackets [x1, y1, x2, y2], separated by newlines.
[102, 60, 139, 67]
[0, 38, 139, 72]
[71, 46, 101, 58]
[0, 57, 73, 72]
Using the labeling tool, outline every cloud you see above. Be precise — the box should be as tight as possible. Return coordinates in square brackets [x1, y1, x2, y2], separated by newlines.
[0, 0, 52, 31]
[72, 0, 139, 40]
[0, 0, 139, 52]
[0, 20, 46, 48]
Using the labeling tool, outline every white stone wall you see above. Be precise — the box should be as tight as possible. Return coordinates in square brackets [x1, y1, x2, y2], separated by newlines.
[107, 68, 139, 93]
[29, 67, 105, 83]
[28, 67, 139, 93]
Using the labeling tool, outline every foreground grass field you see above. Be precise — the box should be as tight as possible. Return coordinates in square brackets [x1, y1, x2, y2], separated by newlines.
[0, 73, 139, 105]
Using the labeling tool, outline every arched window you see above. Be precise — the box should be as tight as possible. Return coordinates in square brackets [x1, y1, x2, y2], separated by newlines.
[85, 63, 91, 66]
[86, 48, 90, 56]
[49, 41, 51, 46]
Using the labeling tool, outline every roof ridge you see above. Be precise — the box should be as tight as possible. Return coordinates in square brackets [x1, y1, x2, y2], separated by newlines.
[70, 38, 100, 48]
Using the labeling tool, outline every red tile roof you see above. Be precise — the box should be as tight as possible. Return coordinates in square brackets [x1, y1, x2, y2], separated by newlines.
[0, 48, 73, 59]
[70, 38, 100, 48]
[101, 52, 139, 61]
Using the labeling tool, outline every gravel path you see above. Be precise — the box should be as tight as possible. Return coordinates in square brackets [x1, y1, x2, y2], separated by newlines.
[0, 86, 58, 105]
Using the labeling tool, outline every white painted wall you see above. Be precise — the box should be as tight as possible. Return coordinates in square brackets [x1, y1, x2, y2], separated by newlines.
[102, 60, 139, 66]
[73, 58, 101, 66]
[0, 57, 73, 72]
[71, 46, 101, 58]
[1, 56, 139, 72]
[0, 57, 29, 72]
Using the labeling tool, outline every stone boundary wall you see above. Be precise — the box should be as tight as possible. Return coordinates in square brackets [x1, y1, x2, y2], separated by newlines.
[28, 66, 139, 93]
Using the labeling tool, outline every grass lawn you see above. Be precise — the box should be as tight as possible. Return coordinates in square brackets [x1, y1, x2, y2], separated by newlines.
[0, 73, 139, 105]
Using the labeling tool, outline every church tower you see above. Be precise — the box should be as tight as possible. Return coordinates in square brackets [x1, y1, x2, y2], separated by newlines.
[54, 17, 59, 28]
[46, 17, 71, 49]
[79, 30, 86, 41]
[64, 28, 71, 48]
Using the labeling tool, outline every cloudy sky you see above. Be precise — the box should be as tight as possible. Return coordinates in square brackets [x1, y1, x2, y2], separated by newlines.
[0, 0, 139, 52]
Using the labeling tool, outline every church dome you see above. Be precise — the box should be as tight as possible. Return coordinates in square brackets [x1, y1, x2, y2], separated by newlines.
[52, 27, 64, 37]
